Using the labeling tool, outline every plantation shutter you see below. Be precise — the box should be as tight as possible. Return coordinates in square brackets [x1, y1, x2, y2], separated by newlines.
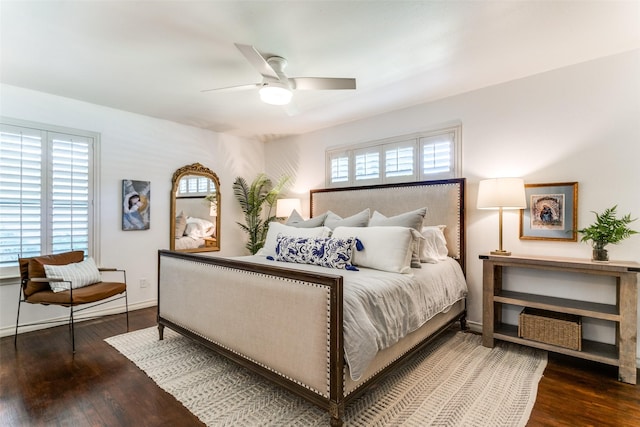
[326, 125, 460, 187]
[385, 141, 415, 181]
[0, 122, 94, 274]
[328, 151, 349, 185]
[354, 147, 381, 183]
[0, 125, 43, 265]
[421, 133, 453, 177]
[49, 133, 91, 254]
[178, 176, 213, 196]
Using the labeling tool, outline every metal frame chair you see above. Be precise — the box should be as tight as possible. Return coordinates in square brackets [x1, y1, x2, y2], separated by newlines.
[15, 251, 129, 353]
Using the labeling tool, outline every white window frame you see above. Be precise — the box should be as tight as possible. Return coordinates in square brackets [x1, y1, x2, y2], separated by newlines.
[325, 124, 461, 187]
[0, 117, 100, 279]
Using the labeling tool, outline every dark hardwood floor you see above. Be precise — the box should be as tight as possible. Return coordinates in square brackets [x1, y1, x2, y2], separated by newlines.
[1, 307, 638, 426]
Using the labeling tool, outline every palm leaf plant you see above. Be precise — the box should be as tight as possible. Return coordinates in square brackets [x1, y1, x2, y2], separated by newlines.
[233, 173, 289, 254]
[577, 205, 637, 261]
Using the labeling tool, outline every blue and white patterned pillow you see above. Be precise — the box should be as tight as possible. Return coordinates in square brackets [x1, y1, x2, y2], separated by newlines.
[274, 234, 359, 271]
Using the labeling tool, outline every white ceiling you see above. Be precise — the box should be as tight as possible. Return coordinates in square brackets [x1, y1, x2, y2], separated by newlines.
[1, 1, 639, 142]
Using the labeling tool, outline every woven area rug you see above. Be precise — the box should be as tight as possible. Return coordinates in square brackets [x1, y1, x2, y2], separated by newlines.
[106, 327, 547, 426]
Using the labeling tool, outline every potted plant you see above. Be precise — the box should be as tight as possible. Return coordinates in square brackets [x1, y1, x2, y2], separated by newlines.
[577, 205, 637, 262]
[233, 173, 289, 254]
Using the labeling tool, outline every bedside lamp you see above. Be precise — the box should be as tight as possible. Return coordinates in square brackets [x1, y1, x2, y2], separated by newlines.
[477, 178, 526, 256]
[276, 198, 302, 219]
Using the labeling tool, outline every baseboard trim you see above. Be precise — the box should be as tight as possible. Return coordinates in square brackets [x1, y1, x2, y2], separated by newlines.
[2, 299, 157, 338]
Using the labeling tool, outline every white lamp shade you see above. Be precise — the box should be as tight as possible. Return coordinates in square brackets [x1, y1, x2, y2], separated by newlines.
[276, 198, 302, 218]
[259, 84, 293, 105]
[477, 178, 526, 210]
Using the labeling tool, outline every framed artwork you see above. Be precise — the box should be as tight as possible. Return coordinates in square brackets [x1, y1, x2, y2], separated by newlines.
[520, 182, 578, 241]
[122, 179, 150, 230]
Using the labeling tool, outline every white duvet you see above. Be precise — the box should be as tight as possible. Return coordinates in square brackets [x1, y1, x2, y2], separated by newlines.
[235, 256, 468, 381]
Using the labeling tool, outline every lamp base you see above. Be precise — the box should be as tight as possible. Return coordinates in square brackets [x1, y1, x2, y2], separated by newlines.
[491, 249, 512, 256]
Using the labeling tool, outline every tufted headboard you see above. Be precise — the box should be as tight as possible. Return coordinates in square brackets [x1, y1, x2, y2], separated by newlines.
[310, 178, 466, 273]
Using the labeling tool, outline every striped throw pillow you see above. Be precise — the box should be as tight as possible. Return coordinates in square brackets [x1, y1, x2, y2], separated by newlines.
[44, 257, 102, 293]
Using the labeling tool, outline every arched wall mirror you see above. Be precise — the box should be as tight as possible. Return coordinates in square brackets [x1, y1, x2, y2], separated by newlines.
[170, 163, 221, 252]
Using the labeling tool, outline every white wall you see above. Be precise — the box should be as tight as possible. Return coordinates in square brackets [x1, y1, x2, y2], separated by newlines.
[0, 84, 263, 336]
[266, 50, 640, 359]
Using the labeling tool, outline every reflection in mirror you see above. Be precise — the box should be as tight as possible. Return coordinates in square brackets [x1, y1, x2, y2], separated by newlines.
[170, 163, 221, 252]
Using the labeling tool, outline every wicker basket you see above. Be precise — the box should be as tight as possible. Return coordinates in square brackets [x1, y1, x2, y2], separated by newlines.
[518, 308, 582, 351]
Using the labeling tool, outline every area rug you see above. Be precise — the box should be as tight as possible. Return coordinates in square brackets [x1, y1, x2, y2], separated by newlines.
[106, 327, 547, 426]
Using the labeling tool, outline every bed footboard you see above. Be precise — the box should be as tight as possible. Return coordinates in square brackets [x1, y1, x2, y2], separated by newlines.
[157, 250, 348, 424]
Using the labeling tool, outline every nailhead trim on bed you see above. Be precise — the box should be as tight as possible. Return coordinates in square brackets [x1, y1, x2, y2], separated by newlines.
[163, 258, 334, 398]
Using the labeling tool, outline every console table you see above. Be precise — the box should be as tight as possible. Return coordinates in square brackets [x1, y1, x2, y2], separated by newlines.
[480, 254, 639, 384]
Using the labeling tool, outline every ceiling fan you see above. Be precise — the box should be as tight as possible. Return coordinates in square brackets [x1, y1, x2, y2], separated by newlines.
[202, 43, 356, 106]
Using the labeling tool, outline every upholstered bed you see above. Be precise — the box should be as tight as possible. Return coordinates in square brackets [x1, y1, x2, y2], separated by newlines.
[157, 178, 467, 426]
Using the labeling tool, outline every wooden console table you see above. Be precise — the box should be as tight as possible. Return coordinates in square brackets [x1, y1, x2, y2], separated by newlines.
[481, 254, 639, 384]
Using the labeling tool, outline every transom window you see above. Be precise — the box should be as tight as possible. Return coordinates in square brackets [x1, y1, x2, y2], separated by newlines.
[326, 124, 461, 187]
[177, 175, 215, 197]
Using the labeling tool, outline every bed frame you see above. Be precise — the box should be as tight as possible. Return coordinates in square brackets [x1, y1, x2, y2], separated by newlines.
[157, 178, 466, 426]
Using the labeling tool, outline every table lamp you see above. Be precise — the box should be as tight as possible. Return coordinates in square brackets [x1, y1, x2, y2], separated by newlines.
[276, 198, 302, 219]
[477, 178, 526, 256]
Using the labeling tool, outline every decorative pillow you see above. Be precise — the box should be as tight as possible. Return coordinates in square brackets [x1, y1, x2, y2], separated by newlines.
[258, 222, 332, 258]
[369, 208, 427, 268]
[420, 225, 449, 263]
[175, 211, 188, 237]
[184, 217, 215, 238]
[324, 209, 370, 230]
[23, 250, 85, 296]
[286, 210, 328, 228]
[332, 226, 421, 274]
[44, 257, 102, 293]
[369, 208, 427, 230]
[275, 235, 358, 270]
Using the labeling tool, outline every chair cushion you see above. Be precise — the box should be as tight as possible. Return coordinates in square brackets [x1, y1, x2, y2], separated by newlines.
[19, 251, 85, 297]
[25, 281, 126, 306]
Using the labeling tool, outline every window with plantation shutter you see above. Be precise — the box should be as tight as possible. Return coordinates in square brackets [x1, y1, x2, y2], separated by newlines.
[178, 176, 215, 196]
[421, 133, 454, 177]
[354, 147, 380, 183]
[327, 151, 350, 186]
[0, 119, 97, 277]
[385, 141, 415, 181]
[325, 124, 460, 187]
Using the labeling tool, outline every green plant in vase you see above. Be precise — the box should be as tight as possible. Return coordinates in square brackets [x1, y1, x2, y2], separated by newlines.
[577, 205, 637, 262]
[233, 173, 289, 255]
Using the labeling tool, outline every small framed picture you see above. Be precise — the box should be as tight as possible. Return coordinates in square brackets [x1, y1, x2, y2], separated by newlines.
[520, 182, 578, 241]
[122, 179, 150, 230]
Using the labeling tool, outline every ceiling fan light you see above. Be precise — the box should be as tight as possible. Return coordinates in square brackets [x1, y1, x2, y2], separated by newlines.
[259, 85, 293, 105]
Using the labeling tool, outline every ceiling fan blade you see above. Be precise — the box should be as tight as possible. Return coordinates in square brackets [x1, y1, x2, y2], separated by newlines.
[201, 83, 262, 93]
[234, 43, 279, 80]
[289, 77, 356, 90]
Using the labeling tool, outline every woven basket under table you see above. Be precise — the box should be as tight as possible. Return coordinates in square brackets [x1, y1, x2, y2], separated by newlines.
[518, 307, 582, 351]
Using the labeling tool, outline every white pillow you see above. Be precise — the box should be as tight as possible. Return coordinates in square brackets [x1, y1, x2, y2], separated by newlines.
[332, 226, 421, 274]
[258, 222, 332, 258]
[324, 209, 370, 229]
[44, 257, 102, 293]
[185, 217, 215, 238]
[420, 225, 449, 263]
[369, 208, 427, 268]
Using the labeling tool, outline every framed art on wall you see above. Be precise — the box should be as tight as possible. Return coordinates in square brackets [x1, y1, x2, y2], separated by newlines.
[520, 182, 578, 241]
[122, 179, 150, 230]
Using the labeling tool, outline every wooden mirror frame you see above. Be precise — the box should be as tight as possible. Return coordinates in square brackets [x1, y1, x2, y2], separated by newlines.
[170, 163, 221, 252]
